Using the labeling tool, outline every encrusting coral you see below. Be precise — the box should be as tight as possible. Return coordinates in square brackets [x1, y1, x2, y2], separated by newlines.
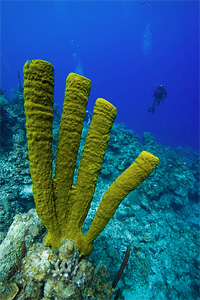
[23, 59, 159, 255]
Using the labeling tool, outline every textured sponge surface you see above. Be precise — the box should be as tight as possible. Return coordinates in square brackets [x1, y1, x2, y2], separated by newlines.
[23, 60, 61, 247]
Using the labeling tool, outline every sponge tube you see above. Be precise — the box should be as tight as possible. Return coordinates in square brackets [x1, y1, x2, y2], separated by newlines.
[54, 73, 91, 233]
[85, 151, 159, 248]
[23, 60, 61, 247]
[62, 98, 117, 239]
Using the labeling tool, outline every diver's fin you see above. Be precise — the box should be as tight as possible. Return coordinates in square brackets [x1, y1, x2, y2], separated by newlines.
[148, 105, 155, 113]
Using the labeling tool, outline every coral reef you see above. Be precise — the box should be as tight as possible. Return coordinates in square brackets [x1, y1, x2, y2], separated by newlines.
[0, 282, 19, 300]
[0, 209, 45, 282]
[0, 72, 199, 299]
[0, 217, 114, 299]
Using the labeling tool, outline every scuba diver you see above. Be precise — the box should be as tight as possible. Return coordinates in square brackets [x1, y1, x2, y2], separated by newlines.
[148, 85, 167, 113]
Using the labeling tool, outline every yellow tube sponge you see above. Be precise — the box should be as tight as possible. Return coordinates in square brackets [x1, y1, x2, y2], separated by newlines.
[61, 98, 117, 241]
[23, 60, 61, 247]
[54, 73, 91, 233]
[23, 59, 160, 255]
[84, 151, 159, 251]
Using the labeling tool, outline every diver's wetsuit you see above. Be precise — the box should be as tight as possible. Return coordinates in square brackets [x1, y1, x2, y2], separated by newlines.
[148, 85, 167, 113]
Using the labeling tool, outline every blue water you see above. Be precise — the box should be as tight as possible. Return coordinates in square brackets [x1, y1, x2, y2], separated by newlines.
[1, 1, 199, 150]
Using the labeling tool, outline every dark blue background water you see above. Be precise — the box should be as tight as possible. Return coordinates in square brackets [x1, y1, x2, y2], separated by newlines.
[1, 1, 199, 150]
